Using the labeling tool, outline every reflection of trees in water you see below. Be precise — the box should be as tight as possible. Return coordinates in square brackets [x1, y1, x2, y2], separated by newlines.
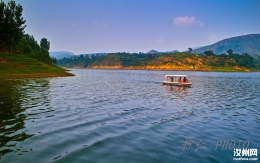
[0, 79, 50, 157]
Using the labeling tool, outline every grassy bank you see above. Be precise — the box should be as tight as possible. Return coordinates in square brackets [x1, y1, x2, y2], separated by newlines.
[0, 53, 74, 79]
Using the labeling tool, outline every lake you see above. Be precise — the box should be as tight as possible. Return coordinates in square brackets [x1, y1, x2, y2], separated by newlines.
[0, 69, 259, 163]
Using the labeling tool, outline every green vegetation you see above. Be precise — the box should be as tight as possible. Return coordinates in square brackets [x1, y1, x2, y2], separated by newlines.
[0, 52, 74, 79]
[58, 52, 150, 68]
[0, 0, 25, 52]
[58, 51, 259, 72]
[0, 0, 70, 78]
[0, 0, 56, 64]
[23, 35, 57, 64]
[188, 47, 192, 53]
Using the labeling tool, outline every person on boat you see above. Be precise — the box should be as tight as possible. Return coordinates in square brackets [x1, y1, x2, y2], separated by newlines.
[183, 77, 189, 83]
[178, 77, 182, 82]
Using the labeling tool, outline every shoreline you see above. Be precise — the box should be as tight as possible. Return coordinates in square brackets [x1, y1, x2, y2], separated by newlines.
[0, 53, 75, 79]
[64, 66, 259, 72]
[0, 72, 74, 79]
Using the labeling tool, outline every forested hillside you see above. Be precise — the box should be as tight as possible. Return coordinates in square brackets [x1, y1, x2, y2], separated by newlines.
[58, 52, 260, 71]
[0, 0, 72, 78]
[0, 0, 56, 65]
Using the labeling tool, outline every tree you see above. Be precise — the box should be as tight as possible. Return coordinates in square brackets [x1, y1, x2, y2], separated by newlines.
[0, 0, 26, 51]
[40, 38, 50, 51]
[226, 49, 233, 55]
[24, 34, 40, 51]
[188, 47, 192, 53]
[52, 57, 57, 64]
[17, 36, 31, 54]
[242, 53, 249, 57]
[204, 50, 215, 56]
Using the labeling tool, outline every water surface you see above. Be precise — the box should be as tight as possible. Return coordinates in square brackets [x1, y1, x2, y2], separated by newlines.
[0, 70, 259, 163]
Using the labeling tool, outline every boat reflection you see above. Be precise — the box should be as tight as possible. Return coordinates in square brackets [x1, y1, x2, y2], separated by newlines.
[172, 85, 188, 93]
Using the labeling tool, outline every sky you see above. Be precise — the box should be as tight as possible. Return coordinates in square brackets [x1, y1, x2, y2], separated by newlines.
[4, 0, 260, 54]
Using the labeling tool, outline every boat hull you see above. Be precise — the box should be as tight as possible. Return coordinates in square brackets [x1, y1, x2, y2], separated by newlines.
[162, 81, 192, 86]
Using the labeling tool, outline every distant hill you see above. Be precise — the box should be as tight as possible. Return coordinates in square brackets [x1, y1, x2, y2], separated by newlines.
[50, 51, 75, 59]
[192, 34, 260, 56]
[147, 49, 159, 54]
[78, 53, 108, 57]
[146, 49, 179, 54]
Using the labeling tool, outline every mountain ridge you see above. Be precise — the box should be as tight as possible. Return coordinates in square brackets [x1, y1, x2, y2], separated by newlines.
[146, 49, 179, 54]
[192, 34, 260, 56]
[49, 51, 75, 59]
[54, 34, 260, 58]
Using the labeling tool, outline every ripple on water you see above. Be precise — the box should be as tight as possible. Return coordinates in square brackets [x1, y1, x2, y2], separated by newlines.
[0, 70, 259, 163]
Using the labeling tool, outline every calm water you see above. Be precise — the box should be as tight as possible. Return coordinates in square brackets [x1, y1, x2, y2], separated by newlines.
[0, 69, 259, 163]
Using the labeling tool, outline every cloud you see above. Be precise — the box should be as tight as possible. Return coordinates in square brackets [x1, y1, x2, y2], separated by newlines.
[93, 21, 109, 28]
[173, 16, 203, 27]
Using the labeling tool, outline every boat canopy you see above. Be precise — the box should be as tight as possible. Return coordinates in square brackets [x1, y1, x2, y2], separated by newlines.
[165, 75, 189, 78]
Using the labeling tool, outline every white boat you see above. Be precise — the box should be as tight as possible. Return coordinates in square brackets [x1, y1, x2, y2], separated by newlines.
[162, 75, 192, 86]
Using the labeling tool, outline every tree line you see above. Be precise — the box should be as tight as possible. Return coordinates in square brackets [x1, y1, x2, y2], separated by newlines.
[0, 0, 56, 64]
[58, 50, 259, 69]
[202, 49, 257, 68]
[57, 53, 155, 68]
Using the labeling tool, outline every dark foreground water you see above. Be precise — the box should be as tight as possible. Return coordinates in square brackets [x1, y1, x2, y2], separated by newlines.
[0, 69, 259, 163]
